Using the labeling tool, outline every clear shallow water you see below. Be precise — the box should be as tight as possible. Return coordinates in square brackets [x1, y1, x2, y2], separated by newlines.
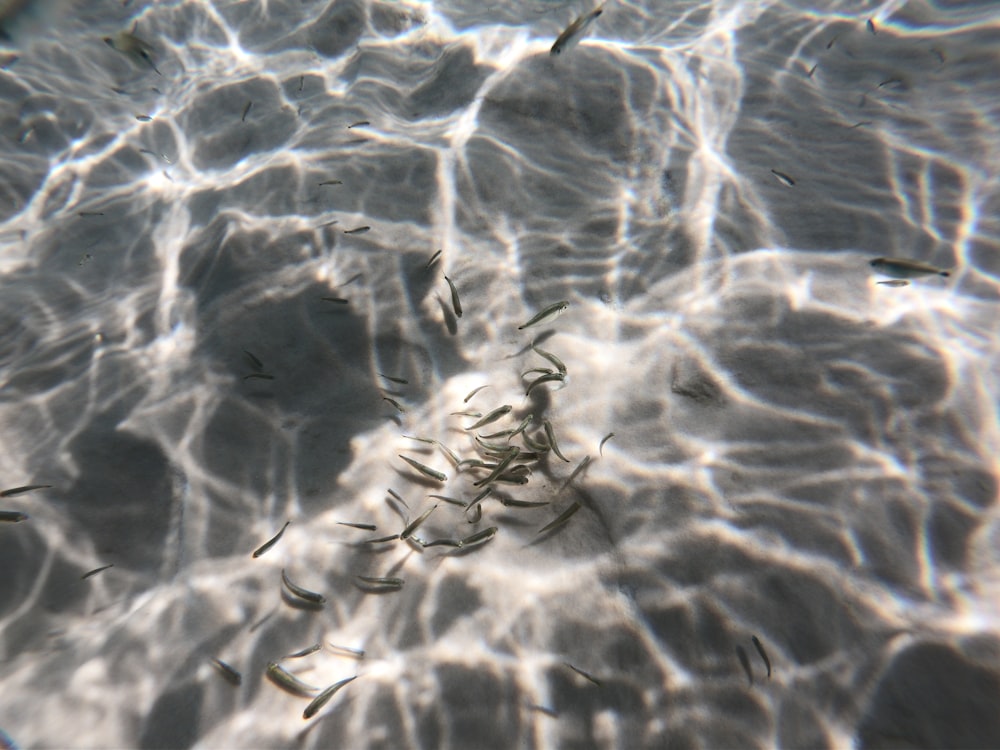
[1, 0, 999, 748]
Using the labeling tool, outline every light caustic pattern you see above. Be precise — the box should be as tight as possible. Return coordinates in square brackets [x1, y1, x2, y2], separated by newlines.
[1, 0, 1000, 748]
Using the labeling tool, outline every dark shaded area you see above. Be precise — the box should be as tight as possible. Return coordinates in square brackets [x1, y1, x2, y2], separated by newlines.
[140, 681, 204, 750]
[857, 642, 1000, 749]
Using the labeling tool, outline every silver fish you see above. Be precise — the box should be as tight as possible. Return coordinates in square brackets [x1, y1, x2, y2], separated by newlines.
[398, 454, 447, 483]
[543, 419, 570, 462]
[751, 635, 772, 679]
[281, 569, 326, 605]
[80, 563, 114, 580]
[532, 342, 567, 375]
[518, 301, 569, 330]
[284, 643, 322, 659]
[356, 575, 404, 589]
[266, 661, 318, 696]
[536, 500, 581, 536]
[104, 27, 161, 75]
[241, 100, 252, 122]
[0, 484, 51, 497]
[303, 675, 358, 719]
[460, 526, 498, 547]
[564, 662, 601, 686]
[465, 405, 512, 430]
[876, 280, 910, 288]
[379, 373, 409, 385]
[327, 644, 365, 659]
[212, 658, 242, 686]
[599, 432, 615, 455]
[400, 504, 438, 540]
[550, 6, 604, 56]
[869, 257, 950, 279]
[770, 169, 795, 187]
[337, 521, 377, 531]
[444, 275, 463, 318]
[463, 385, 491, 403]
[425, 249, 443, 270]
[525, 372, 566, 396]
[252, 521, 290, 558]
[383, 396, 405, 413]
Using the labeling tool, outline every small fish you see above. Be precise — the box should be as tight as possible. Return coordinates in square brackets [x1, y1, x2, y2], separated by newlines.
[386, 488, 406, 506]
[531, 342, 567, 375]
[104, 27, 161, 75]
[362, 534, 400, 544]
[241, 100, 252, 122]
[466, 504, 483, 523]
[252, 520, 290, 558]
[500, 498, 550, 508]
[473, 448, 521, 488]
[878, 77, 903, 89]
[518, 301, 570, 330]
[521, 431, 551, 453]
[550, 5, 604, 56]
[356, 575, 404, 589]
[425, 249, 442, 271]
[464, 385, 491, 403]
[321, 297, 349, 304]
[444, 275, 463, 318]
[0, 485, 51, 497]
[465, 405, 512, 430]
[466, 487, 493, 511]
[751, 635, 772, 679]
[0, 510, 29, 523]
[243, 349, 264, 371]
[543, 419, 570, 462]
[281, 569, 326, 605]
[78, 211, 105, 217]
[867, 18, 877, 35]
[428, 494, 467, 507]
[849, 121, 873, 129]
[736, 645, 753, 686]
[525, 372, 566, 396]
[212, 658, 243, 686]
[877, 280, 910, 288]
[770, 169, 795, 187]
[869, 257, 950, 279]
[564, 662, 601, 686]
[400, 504, 438, 540]
[135, 112, 153, 121]
[379, 373, 408, 385]
[460, 526, 498, 547]
[327, 644, 365, 659]
[806, 63, 818, 78]
[303, 675, 358, 720]
[318, 180, 343, 186]
[344, 226, 371, 235]
[420, 537, 464, 548]
[80, 563, 114, 580]
[451, 410, 482, 418]
[398, 455, 447, 483]
[383, 396, 406, 413]
[599, 432, 615, 455]
[266, 661, 318, 696]
[285, 643, 322, 659]
[347, 121, 370, 129]
[560, 455, 591, 490]
[337, 522, 377, 531]
[298, 76, 305, 91]
[826, 34, 840, 50]
[536, 501, 581, 536]
[242, 373, 274, 381]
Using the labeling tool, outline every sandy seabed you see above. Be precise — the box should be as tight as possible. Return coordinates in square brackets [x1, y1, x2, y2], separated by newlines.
[2, 0, 1000, 748]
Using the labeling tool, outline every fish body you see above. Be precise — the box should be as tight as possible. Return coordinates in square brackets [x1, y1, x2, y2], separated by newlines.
[869, 257, 950, 279]
[400, 504, 438, 539]
[104, 28, 161, 74]
[281, 569, 326, 605]
[770, 169, 795, 187]
[550, 6, 604, 56]
[80, 563, 114, 580]
[465, 405, 512, 430]
[303, 675, 358, 719]
[519, 301, 569, 330]
[0, 511, 28, 523]
[212, 658, 242, 686]
[266, 662, 318, 696]
[751, 635, 772, 679]
[252, 520, 290, 558]
[877, 279, 910, 288]
[398, 454, 447, 483]
[1, 484, 51, 497]
[444, 275, 463, 318]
